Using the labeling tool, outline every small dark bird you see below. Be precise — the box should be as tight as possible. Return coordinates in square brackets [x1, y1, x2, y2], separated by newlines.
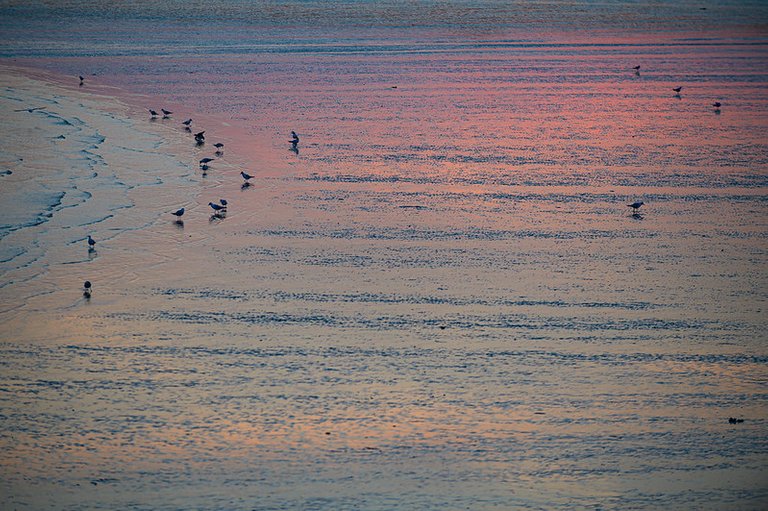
[194, 131, 205, 139]
[219, 199, 228, 207]
[290, 131, 299, 145]
[171, 208, 185, 218]
[628, 201, 644, 211]
[182, 119, 192, 127]
[672, 86, 682, 94]
[633, 65, 640, 70]
[161, 109, 172, 118]
[213, 143, 224, 153]
[209, 202, 226, 212]
[149, 109, 158, 118]
[728, 417, 744, 424]
[199, 157, 214, 166]
[241, 171, 253, 181]
[713, 102, 722, 108]
[83, 280, 92, 298]
[79, 75, 84, 85]
[87, 235, 96, 248]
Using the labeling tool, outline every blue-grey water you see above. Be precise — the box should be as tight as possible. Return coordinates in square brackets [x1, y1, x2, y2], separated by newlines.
[0, 1, 767, 510]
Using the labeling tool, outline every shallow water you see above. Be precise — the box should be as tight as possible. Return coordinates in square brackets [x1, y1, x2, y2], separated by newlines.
[1, 1, 767, 510]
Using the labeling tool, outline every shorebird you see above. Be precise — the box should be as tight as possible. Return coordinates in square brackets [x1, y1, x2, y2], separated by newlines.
[213, 143, 224, 153]
[713, 101, 722, 108]
[171, 208, 185, 218]
[672, 86, 682, 94]
[209, 202, 226, 213]
[83, 280, 92, 298]
[182, 119, 192, 128]
[290, 131, 299, 145]
[219, 199, 228, 207]
[194, 131, 205, 140]
[632, 65, 640, 71]
[628, 201, 644, 211]
[199, 157, 214, 166]
[149, 109, 159, 118]
[161, 109, 172, 118]
[87, 235, 96, 249]
[79, 75, 84, 86]
[241, 171, 253, 182]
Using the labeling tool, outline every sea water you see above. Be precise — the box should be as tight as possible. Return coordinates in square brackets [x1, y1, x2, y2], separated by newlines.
[0, 1, 767, 510]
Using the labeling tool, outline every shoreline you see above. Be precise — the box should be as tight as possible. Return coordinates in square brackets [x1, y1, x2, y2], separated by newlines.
[0, 66, 234, 332]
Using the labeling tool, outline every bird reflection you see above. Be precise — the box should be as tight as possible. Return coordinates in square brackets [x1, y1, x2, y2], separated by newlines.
[289, 144, 299, 155]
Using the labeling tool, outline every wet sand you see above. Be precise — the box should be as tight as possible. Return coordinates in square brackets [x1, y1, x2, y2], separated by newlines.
[1, 45, 767, 511]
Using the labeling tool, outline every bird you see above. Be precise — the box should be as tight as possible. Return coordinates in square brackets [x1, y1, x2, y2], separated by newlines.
[182, 119, 192, 127]
[290, 131, 299, 145]
[213, 143, 224, 153]
[194, 131, 205, 139]
[79, 75, 84, 86]
[672, 86, 682, 94]
[241, 171, 253, 182]
[199, 157, 214, 166]
[83, 280, 92, 298]
[219, 199, 228, 207]
[628, 201, 644, 211]
[209, 202, 226, 213]
[632, 65, 640, 70]
[713, 101, 722, 108]
[149, 109, 159, 118]
[87, 235, 96, 249]
[161, 109, 172, 118]
[171, 207, 185, 218]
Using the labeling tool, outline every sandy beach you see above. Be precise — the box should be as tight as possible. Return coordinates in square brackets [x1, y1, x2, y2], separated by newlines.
[1, 1, 767, 509]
